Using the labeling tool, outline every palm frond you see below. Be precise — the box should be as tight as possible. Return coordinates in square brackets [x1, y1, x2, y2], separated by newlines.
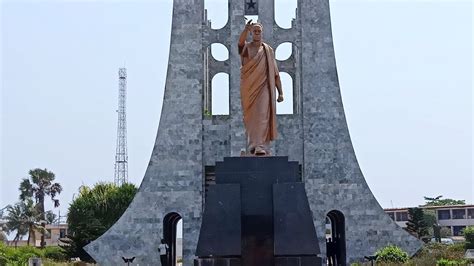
[19, 178, 33, 200]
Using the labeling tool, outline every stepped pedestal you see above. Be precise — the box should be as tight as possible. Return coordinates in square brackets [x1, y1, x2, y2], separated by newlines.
[195, 157, 321, 266]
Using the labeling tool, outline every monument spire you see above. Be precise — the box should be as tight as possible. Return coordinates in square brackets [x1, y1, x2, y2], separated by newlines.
[114, 67, 128, 186]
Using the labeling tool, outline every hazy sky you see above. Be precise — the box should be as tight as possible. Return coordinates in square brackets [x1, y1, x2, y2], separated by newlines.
[1, 0, 472, 227]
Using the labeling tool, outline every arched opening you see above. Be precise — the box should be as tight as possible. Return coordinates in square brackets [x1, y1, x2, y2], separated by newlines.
[275, 42, 292, 61]
[163, 212, 183, 266]
[276, 72, 293, 114]
[211, 43, 229, 61]
[204, 0, 228, 29]
[326, 210, 346, 266]
[211, 73, 230, 115]
[275, 0, 297, 29]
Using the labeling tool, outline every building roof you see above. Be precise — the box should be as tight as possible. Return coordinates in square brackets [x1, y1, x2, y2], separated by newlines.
[384, 204, 474, 212]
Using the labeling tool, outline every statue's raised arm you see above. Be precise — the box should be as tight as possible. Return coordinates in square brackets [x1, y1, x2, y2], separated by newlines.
[238, 20, 253, 57]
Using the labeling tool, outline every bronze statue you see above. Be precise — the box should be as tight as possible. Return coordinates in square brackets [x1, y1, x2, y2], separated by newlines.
[239, 20, 283, 156]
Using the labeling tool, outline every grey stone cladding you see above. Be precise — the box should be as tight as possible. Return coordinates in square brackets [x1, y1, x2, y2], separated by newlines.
[85, 0, 422, 265]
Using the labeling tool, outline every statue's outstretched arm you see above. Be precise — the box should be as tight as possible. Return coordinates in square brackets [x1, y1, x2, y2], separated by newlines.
[238, 20, 253, 51]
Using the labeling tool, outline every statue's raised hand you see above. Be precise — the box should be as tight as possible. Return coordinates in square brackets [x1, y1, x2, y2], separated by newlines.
[245, 19, 253, 31]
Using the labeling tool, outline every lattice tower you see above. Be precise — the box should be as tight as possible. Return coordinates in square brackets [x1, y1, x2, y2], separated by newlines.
[114, 68, 128, 185]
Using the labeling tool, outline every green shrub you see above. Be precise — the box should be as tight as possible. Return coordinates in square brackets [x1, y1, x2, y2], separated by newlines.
[43, 246, 67, 261]
[3, 246, 43, 265]
[418, 242, 466, 261]
[408, 242, 468, 266]
[0, 254, 7, 265]
[407, 256, 438, 266]
[463, 226, 474, 249]
[0, 243, 70, 264]
[437, 258, 468, 266]
[376, 245, 409, 263]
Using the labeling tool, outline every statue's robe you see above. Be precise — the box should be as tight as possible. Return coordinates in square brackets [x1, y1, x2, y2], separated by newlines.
[239, 42, 280, 154]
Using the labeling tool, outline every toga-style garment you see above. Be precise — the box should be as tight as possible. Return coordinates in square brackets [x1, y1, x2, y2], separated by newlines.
[239, 42, 280, 154]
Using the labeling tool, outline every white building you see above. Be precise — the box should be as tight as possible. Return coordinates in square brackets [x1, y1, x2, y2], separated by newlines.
[384, 204, 474, 236]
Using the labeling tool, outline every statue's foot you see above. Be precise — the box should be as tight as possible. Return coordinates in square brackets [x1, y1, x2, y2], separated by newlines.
[255, 147, 266, 156]
[249, 147, 256, 155]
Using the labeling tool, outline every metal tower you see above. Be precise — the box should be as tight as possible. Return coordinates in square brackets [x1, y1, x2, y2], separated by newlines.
[114, 68, 128, 185]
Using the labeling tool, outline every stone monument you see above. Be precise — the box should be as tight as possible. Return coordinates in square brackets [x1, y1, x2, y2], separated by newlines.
[85, 0, 422, 265]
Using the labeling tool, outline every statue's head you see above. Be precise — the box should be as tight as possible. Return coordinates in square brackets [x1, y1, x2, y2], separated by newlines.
[252, 23, 263, 42]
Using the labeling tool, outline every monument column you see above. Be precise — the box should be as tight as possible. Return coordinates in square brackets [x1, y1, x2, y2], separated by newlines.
[229, 0, 246, 156]
[258, 0, 275, 47]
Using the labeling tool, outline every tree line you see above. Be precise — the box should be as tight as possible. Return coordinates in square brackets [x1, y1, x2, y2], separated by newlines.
[2, 168, 62, 247]
[1, 168, 137, 263]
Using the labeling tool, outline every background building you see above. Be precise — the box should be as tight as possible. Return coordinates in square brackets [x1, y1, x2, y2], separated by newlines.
[6, 223, 68, 247]
[384, 204, 474, 237]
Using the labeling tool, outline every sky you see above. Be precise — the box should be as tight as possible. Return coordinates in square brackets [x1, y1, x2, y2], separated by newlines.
[1, 0, 472, 232]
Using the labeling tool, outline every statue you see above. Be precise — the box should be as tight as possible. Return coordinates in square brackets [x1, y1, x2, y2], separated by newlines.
[238, 20, 283, 156]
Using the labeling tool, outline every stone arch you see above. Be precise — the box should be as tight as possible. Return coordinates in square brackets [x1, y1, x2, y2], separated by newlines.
[274, 0, 297, 29]
[204, 0, 228, 29]
[325, 210, 346, 266]
[163, 212, 182, 266]
[277, 72, 294, 114]
[211, 72, 230, 115]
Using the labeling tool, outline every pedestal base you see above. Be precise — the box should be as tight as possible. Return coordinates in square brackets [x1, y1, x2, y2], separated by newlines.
[195, 157, 322, 266]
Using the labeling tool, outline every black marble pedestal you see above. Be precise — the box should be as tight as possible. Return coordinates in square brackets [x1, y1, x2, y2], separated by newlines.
[195, 157, 321, 266]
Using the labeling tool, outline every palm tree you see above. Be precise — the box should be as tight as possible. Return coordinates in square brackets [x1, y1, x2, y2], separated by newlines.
[5, 199, 40, 246]
[5, 203, 28, 246]
[45, 211, 57, 224]
[19, 168, 62, 247]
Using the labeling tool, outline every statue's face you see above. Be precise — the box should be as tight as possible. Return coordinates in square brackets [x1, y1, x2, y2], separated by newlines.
[252, 25, 263, 42]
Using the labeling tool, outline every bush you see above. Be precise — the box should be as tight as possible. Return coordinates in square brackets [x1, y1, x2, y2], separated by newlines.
[463, 226, 474, 249]
[437, 258, 468, 266]
[407, 242, 467, 266]
[5, 245, 44, 264]
[436, 242, 464, 259]
[376, 245, 409, 263]
[43, 246, 67, 261]
[0, 243, 68, 264]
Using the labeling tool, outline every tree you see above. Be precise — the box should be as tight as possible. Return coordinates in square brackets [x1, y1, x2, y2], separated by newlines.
[0, 231, 6, 243]
[463, 226, 474, 249]
[421, 209, 439, 240]
[439, 227, 452, 238]
[19, 168, 62, 247]
[406, 207, 429, 238]
[62, 182, 137, 262]
[423, 196, 465, 207]
[4, 199, 41, 246]
[0, 207, 7, 243]
[45, 211, 57, 224]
